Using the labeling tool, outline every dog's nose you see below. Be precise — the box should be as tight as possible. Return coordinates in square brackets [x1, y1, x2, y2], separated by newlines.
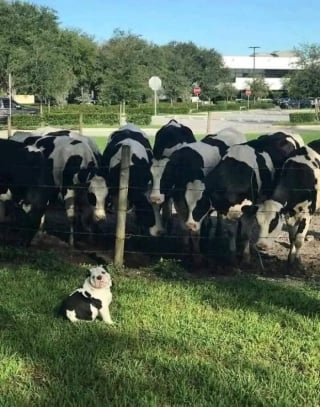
[97, 275, 102, 280]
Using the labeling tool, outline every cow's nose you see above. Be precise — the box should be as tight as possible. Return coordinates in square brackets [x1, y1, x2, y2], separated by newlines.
[150, 195, 163, 204]
[186, 221, 199, 232]
[94, 210, 107, 221]
[97, 275, 102, 280]
[256, 241, 270, 251]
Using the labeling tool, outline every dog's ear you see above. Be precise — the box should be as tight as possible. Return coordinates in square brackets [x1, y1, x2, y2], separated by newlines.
[85, 269, 91, 278]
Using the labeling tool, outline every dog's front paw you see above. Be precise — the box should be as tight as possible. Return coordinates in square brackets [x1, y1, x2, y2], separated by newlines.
[103, 319, 114, 325]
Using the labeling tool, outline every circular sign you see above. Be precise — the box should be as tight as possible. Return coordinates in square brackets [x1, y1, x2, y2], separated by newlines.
[148, 76, 162, 91]
[193, 86, 201, 96]
[245, 89, 252, 96]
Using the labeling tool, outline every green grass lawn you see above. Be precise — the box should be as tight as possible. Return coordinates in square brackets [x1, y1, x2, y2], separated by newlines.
[0, 248, 320, 406]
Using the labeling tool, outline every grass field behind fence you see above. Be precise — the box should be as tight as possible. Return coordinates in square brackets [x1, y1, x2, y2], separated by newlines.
[93, 129, 320, 152]
[1, 129, 320, 406]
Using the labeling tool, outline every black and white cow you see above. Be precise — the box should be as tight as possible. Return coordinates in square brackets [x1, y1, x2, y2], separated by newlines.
[149, 119, 196, 233]
[12, 127, 101, 164]
[0, 139, 49, 245]
[10, 133, 108, 246]
[241, 145, 320, 265]
[150, 119, 196, 204]
[158, 127, 247, 257]
[102, 123, 163, 236]
[188, 131, 305, 262]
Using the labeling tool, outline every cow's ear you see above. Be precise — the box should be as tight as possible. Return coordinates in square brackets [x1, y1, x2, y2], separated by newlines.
[241, 204, 258, 215]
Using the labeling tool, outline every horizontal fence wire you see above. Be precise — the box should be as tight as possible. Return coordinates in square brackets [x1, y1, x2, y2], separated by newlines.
[0, 156, 318, 264]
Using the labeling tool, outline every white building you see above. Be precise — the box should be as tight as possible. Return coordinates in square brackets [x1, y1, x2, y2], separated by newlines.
[223, 51, 299, 91]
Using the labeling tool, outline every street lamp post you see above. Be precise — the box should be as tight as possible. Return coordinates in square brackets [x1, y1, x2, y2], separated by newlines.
[249, 46, 260, 78]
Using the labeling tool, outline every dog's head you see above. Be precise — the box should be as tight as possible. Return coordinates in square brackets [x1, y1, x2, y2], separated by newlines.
[86, 266, 112, 289]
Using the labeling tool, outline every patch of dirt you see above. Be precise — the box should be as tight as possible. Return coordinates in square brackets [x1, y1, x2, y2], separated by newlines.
[2, 203, 320, 281]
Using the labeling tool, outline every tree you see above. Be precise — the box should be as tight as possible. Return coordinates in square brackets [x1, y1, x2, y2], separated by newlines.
[0, 0, 76, 103]
[247, 76, 270, 101]
[98, 30, 151, 104]
[160, 42, 226, 102]
[216, 82, 238, 103]
[59, 29, 99, 102]
[286, 44, 320, 99]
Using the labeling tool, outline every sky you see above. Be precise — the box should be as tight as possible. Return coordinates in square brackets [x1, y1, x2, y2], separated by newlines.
[24, 0, 320, 55]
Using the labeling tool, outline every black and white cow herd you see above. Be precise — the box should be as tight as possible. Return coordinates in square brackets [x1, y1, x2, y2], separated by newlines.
[1, 119, 320, 268]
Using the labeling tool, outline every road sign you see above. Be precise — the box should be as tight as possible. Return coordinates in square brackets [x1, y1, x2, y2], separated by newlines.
[193, 86, 201, 96]
[148, 76, 162, 91]
[245, 89, 252, 96]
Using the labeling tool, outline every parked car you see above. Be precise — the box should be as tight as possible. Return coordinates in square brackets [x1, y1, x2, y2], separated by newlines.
[277, 98, 312, 109]
[0, 97, 39, 121]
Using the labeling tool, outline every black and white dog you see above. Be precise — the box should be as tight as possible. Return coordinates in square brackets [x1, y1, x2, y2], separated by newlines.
[59, 266, 113, 323]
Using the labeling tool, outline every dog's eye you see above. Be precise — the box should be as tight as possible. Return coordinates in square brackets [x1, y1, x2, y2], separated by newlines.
[102, 271, 106, 274]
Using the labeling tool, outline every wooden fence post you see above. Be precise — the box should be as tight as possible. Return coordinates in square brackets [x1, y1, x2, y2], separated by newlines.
[206, 111, 213, 134]
[79, 113, 83, 135]
[114, 145, 131, 267]
[7, 115, 11, 138]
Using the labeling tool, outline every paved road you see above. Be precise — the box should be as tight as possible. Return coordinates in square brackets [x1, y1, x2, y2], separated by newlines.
[0, 109, 319, 138]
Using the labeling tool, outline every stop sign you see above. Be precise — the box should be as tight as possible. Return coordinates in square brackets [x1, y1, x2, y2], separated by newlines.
[193, 86, 201, 96]
[245, 89, 252, 96]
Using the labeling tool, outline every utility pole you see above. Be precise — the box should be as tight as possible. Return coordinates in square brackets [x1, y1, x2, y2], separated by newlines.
[249, 46, 260, 78]
[8, 72, 12, 138]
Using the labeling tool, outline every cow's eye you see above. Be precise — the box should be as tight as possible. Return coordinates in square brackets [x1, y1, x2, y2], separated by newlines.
[88, 192, 96, 206]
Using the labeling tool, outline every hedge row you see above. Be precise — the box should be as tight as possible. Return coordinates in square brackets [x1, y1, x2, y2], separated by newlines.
[45, 101, 275, 115]
[10, 112, 152, 128]
[289, 112, 316, 123]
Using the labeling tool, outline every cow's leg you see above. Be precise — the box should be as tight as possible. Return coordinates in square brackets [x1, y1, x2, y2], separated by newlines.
[64, 188, 75, 246]
[237, 213, 256, 263]
[287, 216, 311, 265]
[162, 198, 172, 233]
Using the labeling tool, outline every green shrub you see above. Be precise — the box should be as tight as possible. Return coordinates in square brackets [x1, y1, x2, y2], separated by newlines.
[11, 114, 44, 128]
[289, 112, 316, 123]
[126, 113, 152, 125]
[10, 112, 119, 128]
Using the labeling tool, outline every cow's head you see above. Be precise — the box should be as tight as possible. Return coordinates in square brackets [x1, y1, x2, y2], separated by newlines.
[75, 168, 109, 222]
[184, 179, 212, 232]
[134, 192, 165, 237]
[241, 200, 284, 251]
[150, 157, 170, 205]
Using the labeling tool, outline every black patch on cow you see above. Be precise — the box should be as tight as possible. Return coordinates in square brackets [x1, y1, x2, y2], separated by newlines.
[268, 212, 280, 234]
[160, 146, 205, 198]
[255, 151, 274, 199]
[273, 148, 318, 217]
[87, 192, 96, 206]
[109, 129, 152, 152]
[24, 136, 41, 145]
[77, 165, 95, 184]
[192, 193, 211, 223]
[153, 121, 195, 160]
[62, 155, 83, 186]
[201, 137, 230, 157]
[308, 139, 320, 154]
[204, 156, 260, 213]
[47, 130, 71, 137]
[297, 218, 307, 235]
